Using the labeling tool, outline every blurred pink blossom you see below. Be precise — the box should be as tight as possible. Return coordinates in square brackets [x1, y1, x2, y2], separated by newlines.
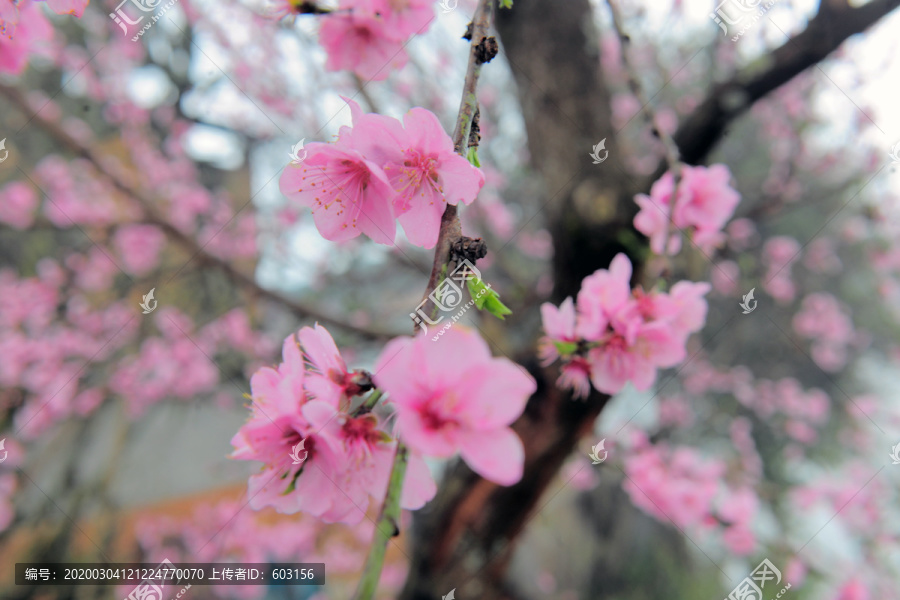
[0, 181, 38, 229]
[634, 164, 741, 255]
[113, 224, 166, 276]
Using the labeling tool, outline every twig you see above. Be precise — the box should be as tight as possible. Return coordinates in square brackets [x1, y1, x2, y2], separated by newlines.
[354, 0, 499, 593]
[0, 84, 398, 340]
[418, 0, 496, 316]
[351, 444, 409, 600]
[352, 74, 381, 114]
[607, 0, 683, 281]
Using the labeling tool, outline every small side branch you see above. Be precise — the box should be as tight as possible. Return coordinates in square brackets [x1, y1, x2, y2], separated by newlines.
[420, 0, 497, 311]
[351, 444, 409, 600]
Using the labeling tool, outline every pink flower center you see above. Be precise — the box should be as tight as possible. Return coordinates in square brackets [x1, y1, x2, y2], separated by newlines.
[632, 288, 656, 319]
[342, 415, 383, 466]
[352, 23, 375, 42]
[294, 158, 371, 229]
[342, 415, 378, 442]
[388, 149, 442, 213]
[284, 429, 315, 462]
[605, 333, 628, 352]
[418, 391, 460, 431]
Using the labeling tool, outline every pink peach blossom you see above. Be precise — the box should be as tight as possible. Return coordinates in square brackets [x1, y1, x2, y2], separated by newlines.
[279, 141, 397, 245]
[341, 99, 484, 248]
[383, 108, 484, 247]
[297, 324, 354, 403]
[587, 319, 684, 394]
[374, 327, 537, 485]
[633, 164, 741, 255]
[558, 357, 592, 400]
[231, 327, 433, 523]
[538, 297, 576, 365]
[542, 254, 709, 396]
[575, 252, 633, 341]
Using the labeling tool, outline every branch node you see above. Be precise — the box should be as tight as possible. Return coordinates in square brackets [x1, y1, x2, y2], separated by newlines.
[474, 36, 499, 64]
[451, 236, 488, 264]
[468, 106, 482, 149]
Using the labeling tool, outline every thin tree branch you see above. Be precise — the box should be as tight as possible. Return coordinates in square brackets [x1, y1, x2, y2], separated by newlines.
[0, 84, 399, 340]
[671, 0, 900, 167]
[607, 0, 684, 281]
[352, 444, 409, 600]
[418, 0, 496, 315]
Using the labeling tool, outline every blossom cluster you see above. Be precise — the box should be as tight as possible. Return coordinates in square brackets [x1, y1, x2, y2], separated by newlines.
[633, 163, 741, 255]
[540, 253, 709, 397]
[231, 324, 535, 523]
[792, 292, 860, 372]
[623, 432, 760, 556]
[279, 99, 484, 248]
[681, 359, 833, 449]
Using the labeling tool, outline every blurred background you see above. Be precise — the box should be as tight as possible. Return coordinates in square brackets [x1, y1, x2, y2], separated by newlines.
[1, 0, 900, 598]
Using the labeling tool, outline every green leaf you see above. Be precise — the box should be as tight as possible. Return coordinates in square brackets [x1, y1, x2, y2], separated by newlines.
[499, 0, 513, 8]
[467, 277, 513, 320]
[466, 146, 481, 167]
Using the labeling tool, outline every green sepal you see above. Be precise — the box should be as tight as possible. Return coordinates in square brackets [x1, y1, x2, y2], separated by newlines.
[466, 146, 481, 167]
[374, 430, 394, 443]
[467, 277, 513, 320]
[553, 340, 578, 356]
[499, 0, 513, 8]
[282, 468, 302, 495]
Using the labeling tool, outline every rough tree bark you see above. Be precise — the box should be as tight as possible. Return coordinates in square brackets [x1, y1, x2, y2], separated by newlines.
[398, 1, 900, 598]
